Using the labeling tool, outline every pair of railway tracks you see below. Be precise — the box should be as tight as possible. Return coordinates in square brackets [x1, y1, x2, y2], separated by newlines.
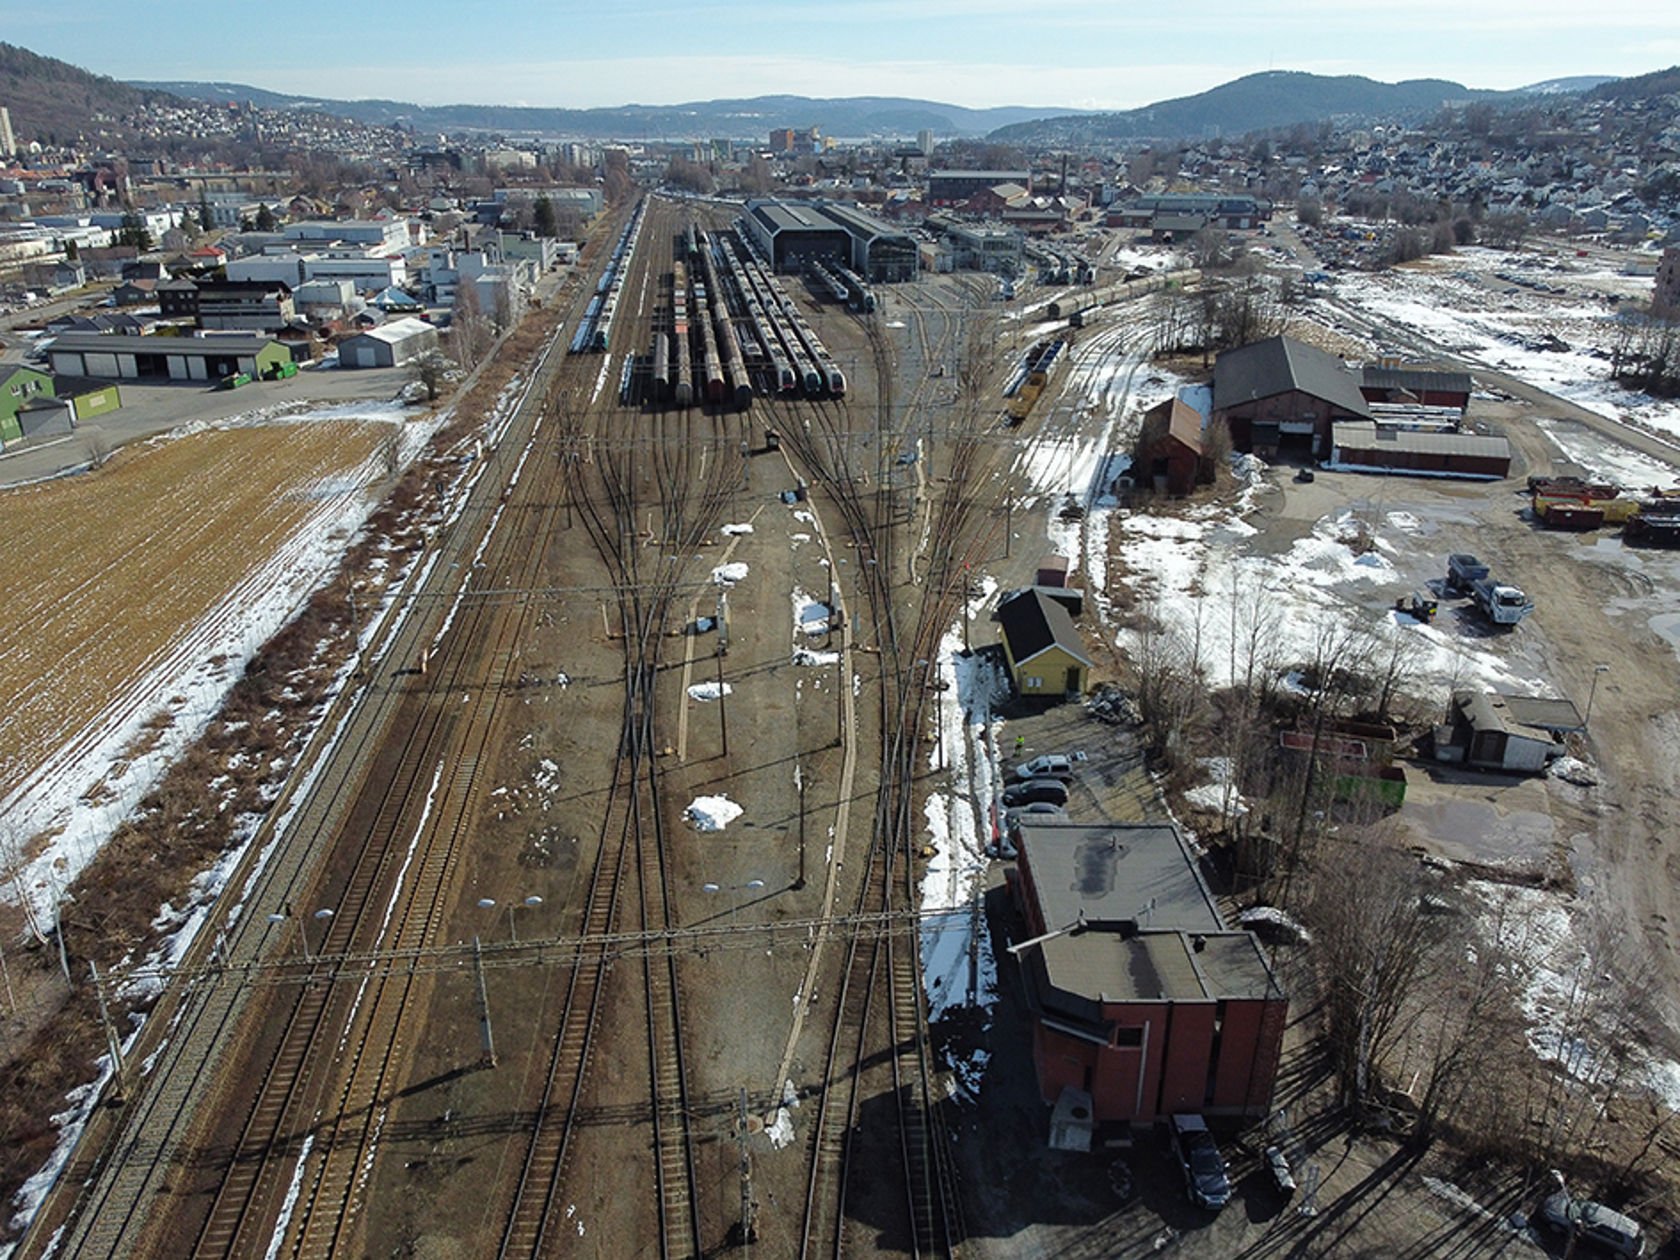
[777, 279, 1003, 1257]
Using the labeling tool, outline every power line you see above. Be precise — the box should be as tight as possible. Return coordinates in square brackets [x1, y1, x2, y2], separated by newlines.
[164, 908, 942, 991]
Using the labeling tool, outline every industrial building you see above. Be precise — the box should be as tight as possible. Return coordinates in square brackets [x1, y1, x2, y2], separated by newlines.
[1009, 822, 1287, 1130]
[46, 333, 291, 383]
[1108, 193, 1273, 233]
[738, 200, 917, 282]
[940, 221, 1024, 274]
[337, 317, 439, 369]
[1327, 422, 1512, 480]
[194, 280, 296, 333]
[1436, 692, 1582, 772]
[1359, 363, 1472, 411]
[927, 170, 1031, 205]
[1211, 335, 1371, 459]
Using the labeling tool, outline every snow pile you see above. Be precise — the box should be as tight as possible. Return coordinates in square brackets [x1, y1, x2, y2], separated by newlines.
[721, 522, 754, 536]
[792, 647, 840, 667]
[686, 681, 732, 702]
[711, 561, 749, 587]
[1549, 756, 1597, 786]
[1184, 756, 1248, 817]
[1237, 905, 1312, 945]
[684, 795, 743, 832]
[764, 1080, 799, 1150]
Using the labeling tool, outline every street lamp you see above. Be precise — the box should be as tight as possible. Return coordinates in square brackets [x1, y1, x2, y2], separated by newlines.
[702, 879, 765, 938]
[478, 894, 545, 942]
[1584, 663, 1610, 728]
[267, 905, 333, 962]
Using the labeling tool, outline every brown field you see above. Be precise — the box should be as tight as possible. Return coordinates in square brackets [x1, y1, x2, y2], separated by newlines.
[0, 421, 385, 808]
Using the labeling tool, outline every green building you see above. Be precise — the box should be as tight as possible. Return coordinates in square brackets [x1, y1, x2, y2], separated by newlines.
[0, 365, 54, 445]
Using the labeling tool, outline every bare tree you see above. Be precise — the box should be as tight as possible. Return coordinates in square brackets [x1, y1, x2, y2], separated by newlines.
[1308, 840, 1440, 1113]
[450, 280, 494, 369]
[409, 350, 449, 403]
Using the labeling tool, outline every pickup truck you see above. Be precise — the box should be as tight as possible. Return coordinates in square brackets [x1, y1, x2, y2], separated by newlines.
[1470, 575, 1534, 625]
[1445, 553, 1489, 593]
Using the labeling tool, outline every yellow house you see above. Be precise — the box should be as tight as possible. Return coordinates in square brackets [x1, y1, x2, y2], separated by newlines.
[997, 589, 1092, 699]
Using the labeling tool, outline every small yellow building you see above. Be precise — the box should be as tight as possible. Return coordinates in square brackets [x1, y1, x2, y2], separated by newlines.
[997, 589, 1092, 699]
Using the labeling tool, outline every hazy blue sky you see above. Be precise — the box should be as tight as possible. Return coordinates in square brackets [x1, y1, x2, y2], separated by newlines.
[8, 0, 1679, 111]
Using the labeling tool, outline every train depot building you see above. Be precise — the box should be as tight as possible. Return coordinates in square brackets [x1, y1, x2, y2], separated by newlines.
[1008, 822, 1287, 1137]
[739, 199, 918, 282]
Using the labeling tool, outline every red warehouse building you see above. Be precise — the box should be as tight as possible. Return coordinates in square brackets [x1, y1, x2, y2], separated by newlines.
[1010, 822, 1286, 1127]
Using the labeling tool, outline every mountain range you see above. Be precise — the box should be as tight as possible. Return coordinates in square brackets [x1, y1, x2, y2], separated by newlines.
[985, 71, 1624, 146]
[0, 39, 1649, 155]
[128, 85, 1071, 141]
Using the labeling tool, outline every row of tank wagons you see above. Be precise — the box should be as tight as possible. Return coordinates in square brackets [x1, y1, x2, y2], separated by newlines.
[719, 228, 846, 398]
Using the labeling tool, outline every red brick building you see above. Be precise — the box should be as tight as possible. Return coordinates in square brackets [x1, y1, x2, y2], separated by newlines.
[1137, 397, 1208, 496]
[1358, 364, 1472, 411]
[1009, 822, 1286, 1126]
[1211, 334, 1371, 459]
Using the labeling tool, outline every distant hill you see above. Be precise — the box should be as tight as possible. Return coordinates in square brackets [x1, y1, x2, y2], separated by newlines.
[1519, 75, 1619, 95]
[0, 42, 181, 147]
[1588, 65, 1680, 103]
[987, 71, 1510, 146]
[131, 84, 1078, 140]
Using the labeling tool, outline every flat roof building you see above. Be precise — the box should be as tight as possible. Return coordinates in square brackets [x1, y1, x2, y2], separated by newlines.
[1010, 822, 1286, 1127]
[46, 333, 290, 383]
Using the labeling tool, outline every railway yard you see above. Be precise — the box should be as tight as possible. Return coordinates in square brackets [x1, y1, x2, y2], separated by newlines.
[9, 189, 1680, 1260]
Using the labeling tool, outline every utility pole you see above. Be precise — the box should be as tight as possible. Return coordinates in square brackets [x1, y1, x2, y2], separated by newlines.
[1004, 494, 1013, 558]
[795, 761, 807, 891]
[737, 1088, 758, 1247]
[473, 935, 497, 1068]
[90, 960, 127, 1102]
[715, 650, 730, 757]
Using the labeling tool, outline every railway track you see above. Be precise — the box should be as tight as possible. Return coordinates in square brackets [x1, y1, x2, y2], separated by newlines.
[28, 205, 622, 1260]
[777, 277, 994, 1256]
[494, 199, 744, 1259]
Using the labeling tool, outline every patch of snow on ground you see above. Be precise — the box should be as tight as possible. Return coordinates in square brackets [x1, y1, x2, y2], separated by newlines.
[1114, 500, 1532, 697]
[1535, 417, 1680, 491]
[687, 681, 732, 702]
[721, 522, 754, 535]
[1468, 881, 1680, 1111]
[919, 578, 1008, 1096]
[790, 587, 831, 636]
[685, 795, 743, 832]
[1329, 249, 1680, 441]
[711, 561, 749, 587]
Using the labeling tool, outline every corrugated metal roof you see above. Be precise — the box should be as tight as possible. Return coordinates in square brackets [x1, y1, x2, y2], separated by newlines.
[1332, 421, 1509, 459]
[1213, 335, 1371, 419]
[1361, 364, 1472, 395]
[47, 333, 280, 354]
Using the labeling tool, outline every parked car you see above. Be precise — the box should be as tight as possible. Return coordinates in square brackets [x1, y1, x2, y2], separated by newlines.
[1000, 802, 1067, 855]
[1169, 1114, 1232, 1211]
[1012, 754, 1074, 782]
[1538, 1192, 1645, 1258]
[1002, 778, 1069, 809]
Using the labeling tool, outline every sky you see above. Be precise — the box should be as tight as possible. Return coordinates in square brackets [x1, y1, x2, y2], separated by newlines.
[7, 0, 1680, 113]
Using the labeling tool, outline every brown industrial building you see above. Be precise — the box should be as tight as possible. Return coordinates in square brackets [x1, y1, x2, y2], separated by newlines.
[1211, 335, 1370, 459]
[1328, 421, 1511, 480]
[1136, 397, 1209, 495]
[1359, 363, 1472, 411]
[1009, 822, 1287, 1127]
